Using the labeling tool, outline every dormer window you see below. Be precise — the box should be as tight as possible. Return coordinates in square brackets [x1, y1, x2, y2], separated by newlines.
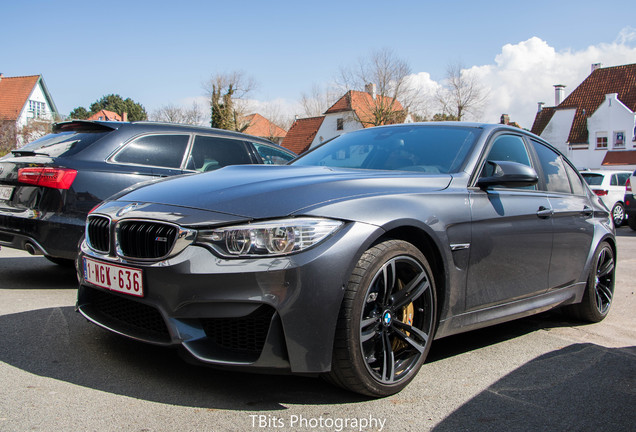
[28, 100, 46, 118]
[336, 118, 344, 131]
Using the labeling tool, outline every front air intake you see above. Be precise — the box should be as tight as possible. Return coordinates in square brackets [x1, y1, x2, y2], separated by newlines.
[87, 215, 110, 254]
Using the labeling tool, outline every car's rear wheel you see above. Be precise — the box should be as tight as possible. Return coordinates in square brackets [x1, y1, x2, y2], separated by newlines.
[564, 241, 615, 323]
[628, 213, 636, 231]
[611, 203, 625, 227]
[326, 240, 436, 397]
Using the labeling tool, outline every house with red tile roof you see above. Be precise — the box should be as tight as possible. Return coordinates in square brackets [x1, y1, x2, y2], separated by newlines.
[0, 74, 58, 129]
[281, 84, 410, 154]
[87, 109, 123, 122]
[242, 113, 287, 145]
[281, 116, 325, 154]
[531, 63, 636, 169]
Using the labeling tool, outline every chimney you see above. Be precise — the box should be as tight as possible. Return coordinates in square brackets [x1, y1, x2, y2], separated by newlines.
[122, 112, 128, 122]
[365, 83, 377, 100]
[500, 114, 510, 125]
[537, 102, 545, 113]
[554, 84, 566, 106]
[591, 63, 602, 73]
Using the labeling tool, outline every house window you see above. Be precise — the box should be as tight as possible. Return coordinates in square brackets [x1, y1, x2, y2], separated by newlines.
[336, 118, 344, 131]
[28, 100, 46, 118]
[596, 133, 608, 149]
[614, 131, 625, 148]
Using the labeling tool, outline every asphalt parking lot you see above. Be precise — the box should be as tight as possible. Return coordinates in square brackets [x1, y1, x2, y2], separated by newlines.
[0, 230, 635, 432]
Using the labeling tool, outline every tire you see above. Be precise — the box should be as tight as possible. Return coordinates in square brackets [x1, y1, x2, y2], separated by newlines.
[564, 241, 615, 323]
[611, 203, 625, 227]
[45, 256, 75, 267]
[326, 240, 437, 397]
[628, 213, 636, 231]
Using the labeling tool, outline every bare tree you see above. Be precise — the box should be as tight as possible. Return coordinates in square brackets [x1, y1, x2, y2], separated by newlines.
[300, 84, 339, 117]
[150, 101, 205, 125]
[337, 48, 418, 126]
[203, 71, 256, 131]
[259, 104, 293, 132]
[436, 62, 489, 121]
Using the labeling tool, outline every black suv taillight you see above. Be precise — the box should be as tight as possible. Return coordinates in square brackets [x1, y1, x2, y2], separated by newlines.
[18, 167, 77, 189]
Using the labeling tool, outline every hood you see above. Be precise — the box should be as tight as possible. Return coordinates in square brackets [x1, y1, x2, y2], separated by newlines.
[111, 165, 452, 219]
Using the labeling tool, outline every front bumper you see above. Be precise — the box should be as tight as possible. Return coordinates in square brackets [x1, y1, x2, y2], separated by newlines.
[76, 221, 380, 374]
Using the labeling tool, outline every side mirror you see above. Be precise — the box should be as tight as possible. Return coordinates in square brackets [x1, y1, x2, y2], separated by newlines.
[478, 160, 539, 189]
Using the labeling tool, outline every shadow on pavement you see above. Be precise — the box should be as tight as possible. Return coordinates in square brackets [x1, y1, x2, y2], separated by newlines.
[1, 304, 628, 414]
[0, 257, 77, 290]
[0, 306, 366, 410]
[432, 343, 636, 431]
[428, 310, 581, 363]
[616, 226, 636, 237]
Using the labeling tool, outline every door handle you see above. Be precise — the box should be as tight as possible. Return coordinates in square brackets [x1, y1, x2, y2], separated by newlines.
[537, 206, 554, 219]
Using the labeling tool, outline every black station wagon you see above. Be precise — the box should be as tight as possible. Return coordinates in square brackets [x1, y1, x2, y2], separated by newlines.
[0, 121, 296, 264]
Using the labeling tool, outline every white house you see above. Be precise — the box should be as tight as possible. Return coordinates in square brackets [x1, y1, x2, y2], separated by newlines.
[0, 74, 58, 129]
[282, 84, 411, 155]
[531, 63, 636, 170]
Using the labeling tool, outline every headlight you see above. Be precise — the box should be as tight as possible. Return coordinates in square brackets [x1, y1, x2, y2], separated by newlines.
[196, 218, 344, 257]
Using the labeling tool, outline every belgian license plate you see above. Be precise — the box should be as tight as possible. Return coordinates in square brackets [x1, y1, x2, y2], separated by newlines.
[0, 186, 13, 201]
[83, 257, 144, 297]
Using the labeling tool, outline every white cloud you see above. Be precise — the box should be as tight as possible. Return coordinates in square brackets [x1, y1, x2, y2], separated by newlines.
[167, 29, 636, 131]
[409, 28, 636, 129]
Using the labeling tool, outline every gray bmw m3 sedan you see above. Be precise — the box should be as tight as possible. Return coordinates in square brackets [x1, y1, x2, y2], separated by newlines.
[76, 123, 615, 397]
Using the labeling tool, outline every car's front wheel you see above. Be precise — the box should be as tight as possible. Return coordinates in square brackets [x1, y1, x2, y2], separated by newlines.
[326, 240, 436, 397]
[611, 203, 625, 227]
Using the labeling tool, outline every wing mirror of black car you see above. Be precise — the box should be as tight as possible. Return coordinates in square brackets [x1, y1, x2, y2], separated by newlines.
[477, 160, 539, 189]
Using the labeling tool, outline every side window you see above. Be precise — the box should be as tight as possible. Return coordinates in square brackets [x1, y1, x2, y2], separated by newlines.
[113, 134, 190, 168]
[252, 142, 295, 165]
[610, 175, 618, 186]
[617, 173, 630, 186]
[480, 135, 534, 188]
[186, 135, 252, 172]
[564, 161, 586, 195]
[530, 140, 571, 193]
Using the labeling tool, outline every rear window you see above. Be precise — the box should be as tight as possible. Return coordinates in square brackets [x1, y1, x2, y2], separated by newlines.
[14, 131, 111, 158]
[581, 173, 604, 186]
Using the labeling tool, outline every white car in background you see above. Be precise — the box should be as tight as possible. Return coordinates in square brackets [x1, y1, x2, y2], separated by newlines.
[580, 169, 631, 226]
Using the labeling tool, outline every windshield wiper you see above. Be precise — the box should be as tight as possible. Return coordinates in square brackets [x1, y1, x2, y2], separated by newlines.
[10, 150, 48, 156]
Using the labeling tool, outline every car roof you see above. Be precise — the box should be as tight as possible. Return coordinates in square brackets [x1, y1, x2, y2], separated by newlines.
[54, 120, 295, 154]
[579, 169, 632, 175]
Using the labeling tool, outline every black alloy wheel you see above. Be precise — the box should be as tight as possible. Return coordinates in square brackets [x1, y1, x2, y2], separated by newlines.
[592, 245, 615, 316]
[565, 241, 615, 323]
[327, 240, 436, 397]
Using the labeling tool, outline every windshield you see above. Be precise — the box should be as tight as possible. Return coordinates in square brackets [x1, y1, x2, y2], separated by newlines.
[14, 131, 110, 158]
[292, 125, 480, 174]
[581, 173, 604, 186]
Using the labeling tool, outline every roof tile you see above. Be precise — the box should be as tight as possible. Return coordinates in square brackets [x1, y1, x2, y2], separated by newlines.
[0, 75, 40, 121]
[242, 113, 287, 138]
[281, 116, 324, 154]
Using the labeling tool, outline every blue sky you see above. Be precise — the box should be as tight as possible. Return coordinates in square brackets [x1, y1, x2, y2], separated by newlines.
[2, 0, 636, 127]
